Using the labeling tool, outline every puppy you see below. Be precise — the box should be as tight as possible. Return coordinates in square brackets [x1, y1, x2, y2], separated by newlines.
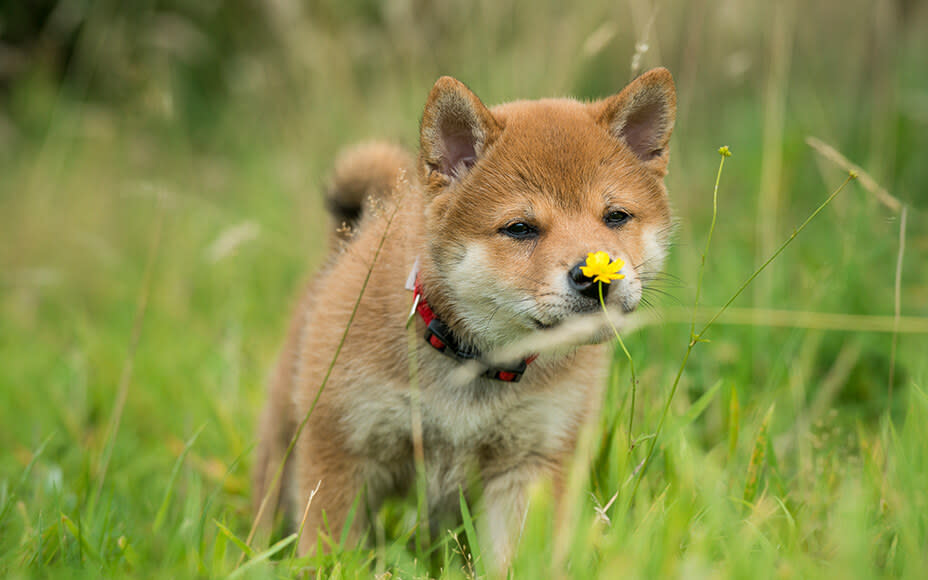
[253, 68, 676, 570]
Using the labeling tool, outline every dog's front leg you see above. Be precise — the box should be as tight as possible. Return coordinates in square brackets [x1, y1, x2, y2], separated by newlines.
[478, 464, 544, 576]
[292, 434, 367, 557]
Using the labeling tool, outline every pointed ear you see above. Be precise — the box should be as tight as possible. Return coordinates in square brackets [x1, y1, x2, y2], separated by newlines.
[595, 67, 676, 165]
[419, 77, 501, 184]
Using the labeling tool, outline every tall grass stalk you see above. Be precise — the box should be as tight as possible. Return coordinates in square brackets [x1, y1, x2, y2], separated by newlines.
[630, 158, 856, 498]
[804, 136, 909, 410]
[243, 199, 403, 560]
[632, 146, 728, 495]
[806, 137, 901, 211]
[698, 172, 856, 334]
[690, 147, 729, 341]
[406, 310, 431, 560]
[93, 195, 166, 508]
[755, 0, 795, 306]
[888, 205, 907, 405]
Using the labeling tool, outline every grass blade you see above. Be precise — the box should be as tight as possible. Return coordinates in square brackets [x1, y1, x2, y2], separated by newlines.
[743, 404, 775, 505]
[214, 519, 255, 560]
[0, 434, 53, 528]
[61, 513, 102, 566]
[458, 489, 486, 579]
[228, 533, 298, 579]
[664, 379, 723, 442]
[211, 519, 230, 576]
[153, 425, 205, 532]
[338, 489, 362, 550]
[728, 386, 740, 462]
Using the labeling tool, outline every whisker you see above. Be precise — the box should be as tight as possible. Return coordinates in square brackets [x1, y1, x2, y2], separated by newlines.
[641, 287, 682, 305]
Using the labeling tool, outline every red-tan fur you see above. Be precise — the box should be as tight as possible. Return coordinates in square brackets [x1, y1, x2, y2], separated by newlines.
[253, 68, 676, 570]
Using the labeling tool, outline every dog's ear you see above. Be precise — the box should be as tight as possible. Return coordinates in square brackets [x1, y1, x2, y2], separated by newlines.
[595, 68, 676, 168]
[420, 77, 501, 186]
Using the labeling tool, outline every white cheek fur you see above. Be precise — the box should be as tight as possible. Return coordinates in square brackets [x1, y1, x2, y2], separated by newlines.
[640, 225, 669, 273]
[445, 245, 529, 344]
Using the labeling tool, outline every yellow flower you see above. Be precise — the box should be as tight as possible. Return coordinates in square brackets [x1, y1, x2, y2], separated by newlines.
[580, 251, 625, 284]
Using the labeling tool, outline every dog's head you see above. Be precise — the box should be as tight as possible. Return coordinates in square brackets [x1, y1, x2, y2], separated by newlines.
[417, 69, 676, 350]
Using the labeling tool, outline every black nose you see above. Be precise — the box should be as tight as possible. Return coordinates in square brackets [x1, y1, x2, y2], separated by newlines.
[568, 261, 609, 301]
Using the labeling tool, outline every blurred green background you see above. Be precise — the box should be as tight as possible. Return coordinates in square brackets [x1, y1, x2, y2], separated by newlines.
[1, 0, 927, 577]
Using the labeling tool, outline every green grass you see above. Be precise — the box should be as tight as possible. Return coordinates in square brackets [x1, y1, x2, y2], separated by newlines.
[2, 0, 928, 577]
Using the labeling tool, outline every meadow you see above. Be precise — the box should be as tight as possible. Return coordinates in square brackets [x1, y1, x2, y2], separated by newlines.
[1, 0, 927, 577]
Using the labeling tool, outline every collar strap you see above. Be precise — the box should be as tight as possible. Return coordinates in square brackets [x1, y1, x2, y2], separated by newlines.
[413, 277, 537, 382]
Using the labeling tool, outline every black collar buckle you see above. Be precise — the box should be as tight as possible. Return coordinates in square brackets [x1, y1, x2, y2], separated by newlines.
[424, 318, 478, 361]
[424, 319, 527, 383]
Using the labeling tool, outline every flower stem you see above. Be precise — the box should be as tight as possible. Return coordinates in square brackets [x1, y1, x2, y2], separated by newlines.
[690, 148, 727, 342]
[599, 281, 638, 447]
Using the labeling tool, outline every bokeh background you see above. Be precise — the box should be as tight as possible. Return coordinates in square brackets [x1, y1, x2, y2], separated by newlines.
[2, 0, 927, 577]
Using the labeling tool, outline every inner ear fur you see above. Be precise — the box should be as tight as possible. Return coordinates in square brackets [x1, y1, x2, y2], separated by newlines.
[595, 67, 677, 164]
[419, 77, 501, 185]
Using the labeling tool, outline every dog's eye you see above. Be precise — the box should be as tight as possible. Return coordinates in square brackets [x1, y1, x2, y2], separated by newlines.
[604, 210, 632, 228]
[500, 221, 538, 239]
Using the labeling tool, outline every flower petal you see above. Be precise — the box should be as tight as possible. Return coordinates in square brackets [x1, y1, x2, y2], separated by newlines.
[581, 252, 625, 283]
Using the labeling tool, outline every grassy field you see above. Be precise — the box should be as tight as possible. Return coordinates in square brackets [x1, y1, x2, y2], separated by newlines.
[2, 0, 928, 577]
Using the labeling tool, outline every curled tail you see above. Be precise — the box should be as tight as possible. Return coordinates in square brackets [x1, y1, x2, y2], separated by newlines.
[324, 141, 415, 244]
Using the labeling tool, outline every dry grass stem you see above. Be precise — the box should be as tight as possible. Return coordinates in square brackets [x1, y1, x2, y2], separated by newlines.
[406, 314, 430, 555]
[292, 479, 322, 560]
[806, 137, 902, 211]
[482, 310, 652, 372]
[627, 0, 659, 79]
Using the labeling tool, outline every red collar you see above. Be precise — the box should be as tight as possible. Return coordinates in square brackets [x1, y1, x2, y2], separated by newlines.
[412, 276, 537, 382]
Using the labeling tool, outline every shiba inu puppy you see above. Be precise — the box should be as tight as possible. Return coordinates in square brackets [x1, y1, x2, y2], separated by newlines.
[253, 68, 676, 570]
